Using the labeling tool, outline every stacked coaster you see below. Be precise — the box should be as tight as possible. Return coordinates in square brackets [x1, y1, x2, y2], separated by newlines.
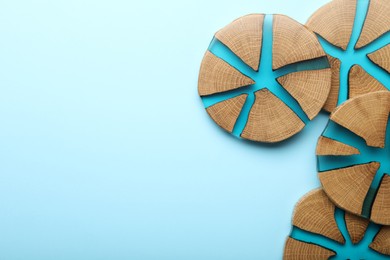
[197, 0, 390, 258]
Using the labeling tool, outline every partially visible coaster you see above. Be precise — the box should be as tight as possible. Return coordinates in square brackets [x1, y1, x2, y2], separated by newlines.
[284, 189, 390, 259]
[198, 14, 331, 143]
[316, 91, 390, 225]
[306, 0, 390, 112]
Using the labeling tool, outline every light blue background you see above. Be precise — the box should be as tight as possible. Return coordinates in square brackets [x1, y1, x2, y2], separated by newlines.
[0, 0, 331, 259]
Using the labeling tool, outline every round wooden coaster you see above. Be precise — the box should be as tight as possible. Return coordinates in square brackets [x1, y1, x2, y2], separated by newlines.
[316, 91, 390, 225]
[306, 0, 390, 112]
[198, 14, 331, 143]
[284, 189, 390, 259]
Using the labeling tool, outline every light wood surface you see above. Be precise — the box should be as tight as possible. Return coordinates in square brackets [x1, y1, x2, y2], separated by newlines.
[331, 91, 390, 148]
[306, 0, 356, 50]
[272, 15, 325, 70]
[368, 44, 390, 74]
[215, 14, 264, 71]
[356, 0, 390, 49]
[349, 65, 387, 99]
[198, 51, 254, 96]
[241, 89, 305, 142]
[323, 56, 341, 112]
[284, 237, 335, 260]
[371, 175, 390, 225]
[206, 94, 247, 133]
[319, 162, 379, 216]
[316, 136, 360, 156]
[344, 212, 369, 244]
[277, 69, 331, 120]
[370, 225, 390, 255]
[292, 189, 344, 244]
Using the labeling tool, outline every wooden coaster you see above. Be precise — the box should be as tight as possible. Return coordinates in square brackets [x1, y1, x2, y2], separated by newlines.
[306, 0, 390, 112]
[316, 91, 390, 225]
[198, 14, 331, 143]
[284, 189, 390, 259]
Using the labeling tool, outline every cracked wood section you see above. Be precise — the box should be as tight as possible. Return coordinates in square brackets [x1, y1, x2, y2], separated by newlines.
[306, 0, 356, 50]
[272, 14, 325, 70]
[368, 44, 390, 74]
[344, 212, 369, 244]
[277, 69, 331, 120]
[349, 65, 388, 99]
[206, 94, 247, 133]
[370, 225, 390, 255]
[198, 51, 254, 96]
[331, 91, 390, 148]
[319, 162, 379, 216]
[292, 189, 345, 244]
[241, 89, 304, 142]
[284, 237, 335, 260]
[371, 175, 390, 225]
[215, 14, 264, 71]
[323, 56, 341, 112]
[356, 0, 390, 49]
[316, 136, 360, 156]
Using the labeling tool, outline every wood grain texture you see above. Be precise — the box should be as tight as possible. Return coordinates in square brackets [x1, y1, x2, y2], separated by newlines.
[206, 94, 247, 133]
[344, 212, 369, 244]
[306, 0, 356, 50]
[272, 14, 325, 70]
[292, 189, 345, 244]
[323, 56, 341, 113]
[198, 51, 254, 96]
[370, 225, 390, 255]
[349, 65, 388, 99]
[215, 14, 264, 71]
[356, 0, 390, 49]
[277, 69, 331, 120]
[371, 175, 390, 225]
[316, 136, 360, 156]
[319, 162, 379, 216]
[368, 44, 390, 74]
[331, 91, 390, 148]
[241, 89, 305, 142]
[284, 237, 335, 260]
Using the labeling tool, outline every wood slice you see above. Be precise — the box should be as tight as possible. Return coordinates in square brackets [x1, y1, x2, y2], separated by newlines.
[306, 0, 356, 50]
[370, 225, 390, 255]
[355, 0, 390, 49]
[272, 15, 325, 70]
[283, 237, 335, 260]
[349, 65, 388, 99]
[371, 175, 390, 225]
[331, 91, 390, 148]
[277, 69, 331, 120]
[198, 14, 330, 142]
[292, 189, 344, 244]
[198, 51, 254, 96]
[215, 14, 264, 71]
[316, 136, 360, 156]
[344, 212, 369, 244]
[319, 162, 379, 216]
[240, 89, 305, 143]
[206, 94, 247, 133]
[368, 44, 390, 74]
